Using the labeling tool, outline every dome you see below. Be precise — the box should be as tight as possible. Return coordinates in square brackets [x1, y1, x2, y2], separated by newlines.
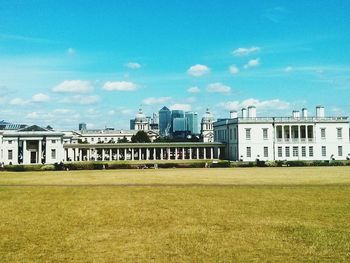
[202, 108, 214, 122]
[135, 108, 147, 122]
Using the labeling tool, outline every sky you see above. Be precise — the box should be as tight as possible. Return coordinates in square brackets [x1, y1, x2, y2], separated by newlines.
[0, 0, 350, 130]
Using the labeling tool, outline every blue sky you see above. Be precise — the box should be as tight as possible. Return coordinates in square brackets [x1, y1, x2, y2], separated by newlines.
[0, 0, 350, 129]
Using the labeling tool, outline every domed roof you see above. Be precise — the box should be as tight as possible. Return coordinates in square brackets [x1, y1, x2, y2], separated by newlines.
[135, 108, 147, 121]
[202, 108, 214, 121]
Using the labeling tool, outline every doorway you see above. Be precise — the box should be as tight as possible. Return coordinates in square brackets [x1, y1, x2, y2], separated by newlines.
[30, 151, 37, 164]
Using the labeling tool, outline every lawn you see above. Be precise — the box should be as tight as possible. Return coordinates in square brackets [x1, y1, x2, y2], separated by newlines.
[0, 167, 349, 262]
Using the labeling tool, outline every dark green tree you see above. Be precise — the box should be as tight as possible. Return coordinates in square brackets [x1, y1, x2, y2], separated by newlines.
[131, 131, 151, 143]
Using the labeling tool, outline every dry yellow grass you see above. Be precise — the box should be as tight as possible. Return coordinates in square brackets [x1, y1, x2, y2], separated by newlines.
[0, 167, 349, 262]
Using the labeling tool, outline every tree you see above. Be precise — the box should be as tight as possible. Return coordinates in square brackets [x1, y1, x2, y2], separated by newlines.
[118, 136, 129, 143]
[131, 131, 151, 143]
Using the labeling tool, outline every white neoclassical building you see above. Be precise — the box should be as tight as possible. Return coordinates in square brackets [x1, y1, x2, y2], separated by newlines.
[214, 106, 350, 161]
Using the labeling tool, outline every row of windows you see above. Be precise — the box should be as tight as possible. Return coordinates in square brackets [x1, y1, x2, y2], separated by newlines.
[246, 146, 269, 158]
[245, 128, 269, 140]
[245, 146, 344, 158]
[320, 127, 343, 139]
[277, 146, 343, 158]
[7, 149, 57, 160]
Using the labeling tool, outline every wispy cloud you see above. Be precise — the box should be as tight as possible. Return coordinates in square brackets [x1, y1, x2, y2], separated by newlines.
[207, 83, 231, 93]
[103, 81, 137, 91]
[244, 58, 260, 69]
[53, 80, 93, 93]
[233, 46, 260, 56]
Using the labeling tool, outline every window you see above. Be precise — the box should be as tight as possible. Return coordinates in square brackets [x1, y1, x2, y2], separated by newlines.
[337, 128, 342, 139]
[52, 140, 56, 144]
[263, 147, 268, 157]
[321, 128, 326, 139]
[91, 138, 94, 142]
[8, 150, 13, 160]
[278, 147, 282, 157]
[8, 140, 12, 144]
[51, 149, 56, 159]
[302, 146, 306, 157]
[263, 128, 268, 140]
[246, 147, 251, 158]
[245, 128, 251, 140]
[293, 146, 299, 157]
[230, 129, 233, 140]
[309, 146, 314, 157]
[322, 146, 326, 157]
[338, 146, 343, 157]
[285, 147, 290, 157]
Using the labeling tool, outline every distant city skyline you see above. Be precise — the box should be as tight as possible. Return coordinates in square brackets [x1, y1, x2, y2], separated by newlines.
[0, 1, 349, 129]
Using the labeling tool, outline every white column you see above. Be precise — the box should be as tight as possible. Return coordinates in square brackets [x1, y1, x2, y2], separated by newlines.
[79, 149, 83, 161]
[139, 148, 142, 160]
[289, 125, 292, 141]
[203, 148, 207, 159]
[189, 148, 192, 160]
[117, 149, 120, 160]
[87, 149, 91, 161]
[102, 149, 105, 161]
[167, 148, 171, 160]
[210, 147, 214, 159]
[160, 148, 163, 160]
[298, 125, 301, 142]
[196, 148, 199, 159]
[175, 148, 178, 160]
[23, 140, 27, 164]
[38, 140, 42, 164]
[109, 149, 112, 161]
[153, 148, 156, 160]
[131, 148, 134, 160]
[124, 148, 127, 160]
[217, 147, 221, 159]
[74, 148, 77, 162]
[282, 126, 285, 142]
[146, 148, 149, 160]
[182, 147, 185, 160]
[306, 125, 308, 141]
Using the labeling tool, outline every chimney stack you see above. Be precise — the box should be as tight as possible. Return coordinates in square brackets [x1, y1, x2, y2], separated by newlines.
[316, 105, 325, 118]
[247, 106, 257, 118]
[292, 110, 300, 118]
[241, 108, 247, 118]
[302, 108, 308, 118]
[230, 110, 238, 119]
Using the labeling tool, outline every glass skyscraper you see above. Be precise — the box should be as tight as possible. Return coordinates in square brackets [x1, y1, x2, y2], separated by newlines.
[185, 111, 199, 134]
[158, 106, 172, 136]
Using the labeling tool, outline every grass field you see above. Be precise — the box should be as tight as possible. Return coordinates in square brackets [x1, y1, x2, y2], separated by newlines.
[0, 167, 349, 262]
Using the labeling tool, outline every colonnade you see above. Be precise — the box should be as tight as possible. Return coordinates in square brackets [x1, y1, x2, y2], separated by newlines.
[66, 145, 223, 162]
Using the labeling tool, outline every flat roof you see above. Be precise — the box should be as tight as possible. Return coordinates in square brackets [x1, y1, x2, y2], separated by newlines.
[64, 142, 225, 149]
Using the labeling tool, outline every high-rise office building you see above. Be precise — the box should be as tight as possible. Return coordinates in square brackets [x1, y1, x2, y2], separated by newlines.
[185, 111, 199, 134]
[159, 106, 171, 136]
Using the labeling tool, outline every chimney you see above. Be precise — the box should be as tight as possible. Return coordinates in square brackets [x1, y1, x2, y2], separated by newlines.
[230, 110, 238, 119]
[241, 108, 247, 118]
[247, 106, 256, 118]
[316, 105, 325, 118]
[302, 108, 308, 118]
[292, 110, 300, 118]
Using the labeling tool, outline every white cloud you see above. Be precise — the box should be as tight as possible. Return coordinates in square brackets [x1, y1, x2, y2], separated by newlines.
[143, 97, 171, 105]
[187, 64, 210, 77]
[187, 86, 200, 93]
[9, 98, 29, 105]
[220, 98, 290, 111]
[207, 83, 231, 93]
[103, 81, 137, 91]
[126, 62, 141, 69]
[233, 46, 260, 56]
[32, 93, 50, 103]
[284, 66, 293, 72]
[170, 104, 192, 111]
[61, 95, 100, 105]
[53, 80, 93, 93]
[244, 58, 260, 69]
[229, 65, 240, 75]
[67, 48, 76, 55]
